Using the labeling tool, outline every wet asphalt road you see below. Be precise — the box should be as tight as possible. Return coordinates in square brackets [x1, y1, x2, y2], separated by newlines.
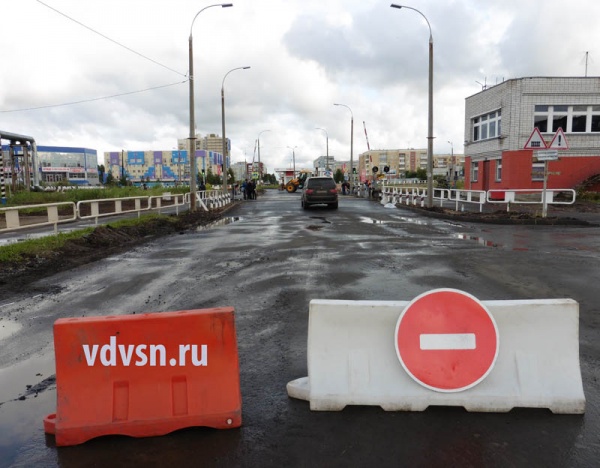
[1, 189, 599, 467]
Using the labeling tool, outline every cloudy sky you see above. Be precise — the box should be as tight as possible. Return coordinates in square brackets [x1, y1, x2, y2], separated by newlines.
[1, 0, 598, 172]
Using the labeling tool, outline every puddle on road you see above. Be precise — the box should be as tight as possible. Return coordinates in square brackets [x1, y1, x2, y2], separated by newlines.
[358, 216, 532, 251]
[0, 232, 52, 247]
[359, 215, 428, 226]
[454, 233, 539, 251]
[0, 351, 56, 404]
[0, 351, 57, 466]
[454, 233, 502, 248]
[309, 216, 331, 224]
[0, 319, 22, 340]
[0, 225, 88, 246]
[360, 216, 386, 224]
[196, 217, 244, 231]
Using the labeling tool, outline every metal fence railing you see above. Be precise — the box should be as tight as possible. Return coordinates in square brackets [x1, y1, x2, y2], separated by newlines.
[379, 183, 576, 216]
[0, 191, 232, 234]
[0, 202, 77, 233]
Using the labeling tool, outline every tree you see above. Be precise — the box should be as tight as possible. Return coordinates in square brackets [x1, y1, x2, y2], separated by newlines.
[206, 167, 221, 185]
[97, 164, 106, 184]
[263, 173, 277, 185]
[334, 168, 344, 183]
[227, 168, 235, 186]
[416, 168, 427, 180]
[105, 173, 115, 186]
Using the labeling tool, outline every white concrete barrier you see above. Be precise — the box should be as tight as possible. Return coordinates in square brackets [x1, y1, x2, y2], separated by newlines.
[287, 297, 585, 414]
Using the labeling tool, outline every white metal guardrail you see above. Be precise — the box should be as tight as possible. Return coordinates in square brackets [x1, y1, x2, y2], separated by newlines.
[380, 186, 431, 207]
[379, 184, 576, 215]
[0, 191, 233, 234]
[184, 190, 231, 211]
[0, 202, 77, 233]
[449, 189, 487, 212]
[487, 189, 576, 211]
[148, 193, 186, 215]
[77, 196, 151, 223]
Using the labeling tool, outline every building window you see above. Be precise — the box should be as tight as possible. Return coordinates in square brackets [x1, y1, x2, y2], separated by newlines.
[534, 105, 600, 133]
[473, 110, 501, 141]
[471, 162, 479, 182]
[552, 105, 568, 132]
[534, 106, 549, 132]
[571, 105, 587, 132]
[495, 160, 502, 182]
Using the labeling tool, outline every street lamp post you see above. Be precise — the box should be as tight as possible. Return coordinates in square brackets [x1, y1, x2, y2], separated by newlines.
[333, 103, 354, 192]
[287, 146, 297, 177]
[221, 66, 251, 198]
[189, 3, 233, 211]
[257, 129, 270, 183]
[447, 140, 454, 187]
[315, 128, 329, 174]
[390, 4, 434, 208]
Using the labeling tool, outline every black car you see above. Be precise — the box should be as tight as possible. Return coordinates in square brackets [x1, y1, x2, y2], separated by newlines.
[301, 176, 338, 209]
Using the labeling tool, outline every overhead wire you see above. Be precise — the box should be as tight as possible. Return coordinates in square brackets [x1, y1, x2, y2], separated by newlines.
[2, 1, 189, 113]
[36, 0, 186, 77]
[0, 80, 187, 113]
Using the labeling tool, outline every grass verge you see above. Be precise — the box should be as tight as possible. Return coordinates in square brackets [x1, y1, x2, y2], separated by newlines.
[0, 213, 175, 263]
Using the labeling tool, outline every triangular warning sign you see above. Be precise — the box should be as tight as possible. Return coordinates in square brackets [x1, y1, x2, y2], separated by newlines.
[524, 128, 547, 149]
[548, 127, 569, 150]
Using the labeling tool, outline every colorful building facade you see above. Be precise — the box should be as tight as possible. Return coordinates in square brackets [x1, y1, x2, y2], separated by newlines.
[104, 150, 224, 185]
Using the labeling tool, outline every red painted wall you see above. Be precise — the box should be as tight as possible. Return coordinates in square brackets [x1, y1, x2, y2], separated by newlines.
[465, 151, 600, 191]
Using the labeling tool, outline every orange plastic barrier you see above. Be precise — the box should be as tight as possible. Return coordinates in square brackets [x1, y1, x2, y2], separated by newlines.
[44, 307, 241, 446]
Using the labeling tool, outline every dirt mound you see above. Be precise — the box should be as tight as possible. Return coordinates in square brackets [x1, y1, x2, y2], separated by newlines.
[0, 210, 222, 295]
[398, 202, 599, 226]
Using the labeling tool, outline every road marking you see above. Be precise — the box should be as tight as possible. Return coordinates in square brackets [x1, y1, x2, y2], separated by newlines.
[420, 333, 476, 350]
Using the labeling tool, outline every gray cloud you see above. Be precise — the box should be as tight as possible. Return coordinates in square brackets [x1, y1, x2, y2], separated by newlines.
[2, 0, 599, 173]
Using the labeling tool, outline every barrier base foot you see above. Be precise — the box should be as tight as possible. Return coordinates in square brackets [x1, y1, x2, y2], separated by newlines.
[44, 413, 57, 435]
[380, 402, 429, 412]
[287, 377, 310, 401]
[309, 400, 347, 411]
[46, 410, 242, 446]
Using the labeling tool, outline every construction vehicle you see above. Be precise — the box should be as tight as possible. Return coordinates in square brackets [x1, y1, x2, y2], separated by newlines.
[285, 172, 309, 193]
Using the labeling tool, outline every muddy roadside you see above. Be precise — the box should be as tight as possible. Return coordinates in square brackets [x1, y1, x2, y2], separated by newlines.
[394, 199, 600, 226]
[0, 210, 223, 297]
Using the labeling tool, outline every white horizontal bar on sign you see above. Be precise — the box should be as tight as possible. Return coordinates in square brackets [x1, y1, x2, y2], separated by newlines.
[419, 333, 476, 350]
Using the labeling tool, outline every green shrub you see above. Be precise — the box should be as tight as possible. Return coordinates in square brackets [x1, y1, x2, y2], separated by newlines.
[3, 186, 189, 207]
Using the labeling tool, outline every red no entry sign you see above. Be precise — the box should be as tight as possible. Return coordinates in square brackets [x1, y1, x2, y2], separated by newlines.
[395, 289, 499, 392]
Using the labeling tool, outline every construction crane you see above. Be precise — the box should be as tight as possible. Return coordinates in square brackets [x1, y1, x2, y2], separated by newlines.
[363, 121, 371, 151]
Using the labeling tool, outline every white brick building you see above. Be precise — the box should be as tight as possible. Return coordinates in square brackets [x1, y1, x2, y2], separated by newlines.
[464, 77, 600, 191]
